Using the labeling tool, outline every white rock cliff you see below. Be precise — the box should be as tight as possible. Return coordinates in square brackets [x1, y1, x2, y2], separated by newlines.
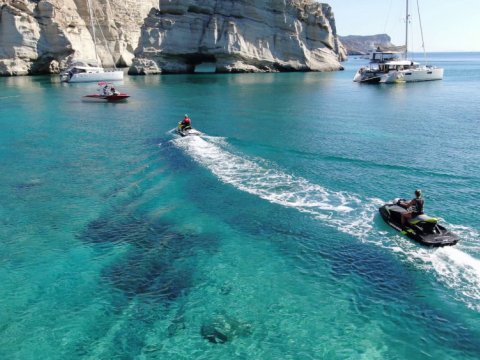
[0, 0, 345, 76]
[130, 0, 346, 74]
[0, 0, 157, 75]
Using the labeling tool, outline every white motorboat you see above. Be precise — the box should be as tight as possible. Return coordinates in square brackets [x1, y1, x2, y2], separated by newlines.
[61, 60, 123, 83]
[60, 0, 123, 83]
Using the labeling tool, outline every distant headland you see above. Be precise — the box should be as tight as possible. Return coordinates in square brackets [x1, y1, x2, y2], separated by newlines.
[339, 34, 402, 55]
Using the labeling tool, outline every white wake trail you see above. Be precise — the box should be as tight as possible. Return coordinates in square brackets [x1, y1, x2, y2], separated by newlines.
[434, 247, 480, 310]
[173, 136, 367, 227]
[172, 135, 480, 311]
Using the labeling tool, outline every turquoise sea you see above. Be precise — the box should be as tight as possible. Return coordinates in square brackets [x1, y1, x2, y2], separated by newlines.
[1, 52, 479, 359]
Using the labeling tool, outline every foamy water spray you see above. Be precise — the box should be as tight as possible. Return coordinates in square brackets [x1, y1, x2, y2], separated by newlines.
[172, 135, 480, 311]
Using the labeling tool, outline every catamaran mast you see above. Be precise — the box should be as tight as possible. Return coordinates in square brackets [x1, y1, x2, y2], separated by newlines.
[86, 0, 99, 63]
[405, 0, 409, 59]
[416, 0, 428, 64]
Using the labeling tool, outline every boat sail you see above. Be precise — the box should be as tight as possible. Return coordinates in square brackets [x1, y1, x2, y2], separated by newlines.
[353, 0, 444, 83]
[60, 0, 123, 83]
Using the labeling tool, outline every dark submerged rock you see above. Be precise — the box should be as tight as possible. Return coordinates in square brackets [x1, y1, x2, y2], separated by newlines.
[200, 313, 252, 344]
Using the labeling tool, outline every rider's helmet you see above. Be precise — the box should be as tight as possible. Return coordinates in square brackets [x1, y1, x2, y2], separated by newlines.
[415, 189, 422, 197]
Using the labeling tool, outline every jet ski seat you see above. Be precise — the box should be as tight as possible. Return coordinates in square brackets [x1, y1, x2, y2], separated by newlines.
[409, 214, 438, 224]
[409, 214, 438, 233]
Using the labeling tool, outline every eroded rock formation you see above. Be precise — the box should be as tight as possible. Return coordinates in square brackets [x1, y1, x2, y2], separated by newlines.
[0, 0, 156, 75]
[0, 0, 346, 76]
[129, 0, 346, 74]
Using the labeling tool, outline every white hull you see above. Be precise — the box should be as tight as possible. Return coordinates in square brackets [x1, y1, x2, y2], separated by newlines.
[354, 64, 444, 84]
[353, 71, 362, 82]
[381, 67, 444, 83]
[62, 70, 124, 83]
[353, 0, 443, 85]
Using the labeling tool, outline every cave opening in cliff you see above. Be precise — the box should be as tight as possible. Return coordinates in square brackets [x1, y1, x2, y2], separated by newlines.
[185, 53, 217, 73]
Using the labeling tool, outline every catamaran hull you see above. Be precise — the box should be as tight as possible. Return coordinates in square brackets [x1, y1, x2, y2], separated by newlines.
[381, 67, 444, 83]
[353, 71, 383, 83]
[355, 67, 444, 84]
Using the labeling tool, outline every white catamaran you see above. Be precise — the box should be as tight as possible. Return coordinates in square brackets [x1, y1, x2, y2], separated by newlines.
[60, 0, 123, 83]
[353, 0, 444, 84]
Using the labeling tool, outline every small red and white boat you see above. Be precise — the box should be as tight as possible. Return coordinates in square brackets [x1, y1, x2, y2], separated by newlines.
[83, 82, 130, 102]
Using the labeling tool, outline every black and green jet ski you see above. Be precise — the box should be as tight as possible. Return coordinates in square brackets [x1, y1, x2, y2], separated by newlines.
[379, 199, 459, 247]
[176, 124, 200, 137]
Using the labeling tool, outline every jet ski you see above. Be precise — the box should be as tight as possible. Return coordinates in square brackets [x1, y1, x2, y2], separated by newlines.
[379, 199, 459, 247]
[176, 125, 200, 137]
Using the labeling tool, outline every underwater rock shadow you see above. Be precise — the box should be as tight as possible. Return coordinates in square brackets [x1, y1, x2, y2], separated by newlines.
[78, 211, 219, 304]
[200, 311, 253, 344]
[13, 179, 43, 190]
[73, 210, 225, 359]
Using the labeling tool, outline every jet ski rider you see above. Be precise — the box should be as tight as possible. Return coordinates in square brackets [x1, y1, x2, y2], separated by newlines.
[399, 189, 424, 226]
[179, 114, 192, 131]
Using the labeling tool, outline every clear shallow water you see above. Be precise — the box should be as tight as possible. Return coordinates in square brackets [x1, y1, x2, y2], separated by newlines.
[1, 53, 479, 359]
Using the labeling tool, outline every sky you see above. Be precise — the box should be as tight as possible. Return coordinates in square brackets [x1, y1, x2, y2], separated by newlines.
[324, 0, 480, 52]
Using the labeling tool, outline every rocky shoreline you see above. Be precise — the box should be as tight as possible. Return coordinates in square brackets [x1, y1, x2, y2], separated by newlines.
[0, 0, 346, 76]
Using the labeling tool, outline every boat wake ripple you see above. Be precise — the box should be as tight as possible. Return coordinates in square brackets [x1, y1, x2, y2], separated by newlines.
[0, 95, 21, 101]
[172, 135, 480, 311]
[173, 135, 370, 226]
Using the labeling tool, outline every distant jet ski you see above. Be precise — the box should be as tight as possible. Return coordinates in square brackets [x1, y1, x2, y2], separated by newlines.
[176, 125, 200, 137]
[379, 199, 459, 247]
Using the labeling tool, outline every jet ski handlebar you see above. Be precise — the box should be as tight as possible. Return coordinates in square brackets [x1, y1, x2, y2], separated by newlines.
[395, 198, 407, 205]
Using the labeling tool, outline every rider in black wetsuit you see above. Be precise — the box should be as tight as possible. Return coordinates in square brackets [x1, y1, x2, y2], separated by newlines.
[400, 189, 424, 226]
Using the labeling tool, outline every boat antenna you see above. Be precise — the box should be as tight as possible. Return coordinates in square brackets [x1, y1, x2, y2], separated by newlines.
[383, 0, 393, 35]
[416, 0, 428, 64]
[405, 0, 409, 60]
[86, 0, 99, 64]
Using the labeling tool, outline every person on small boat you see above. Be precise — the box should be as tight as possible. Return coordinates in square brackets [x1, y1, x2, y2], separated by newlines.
[399, 189, 424, 226]
[102, 84, 109, 95]
[178, 114, 192, 131]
